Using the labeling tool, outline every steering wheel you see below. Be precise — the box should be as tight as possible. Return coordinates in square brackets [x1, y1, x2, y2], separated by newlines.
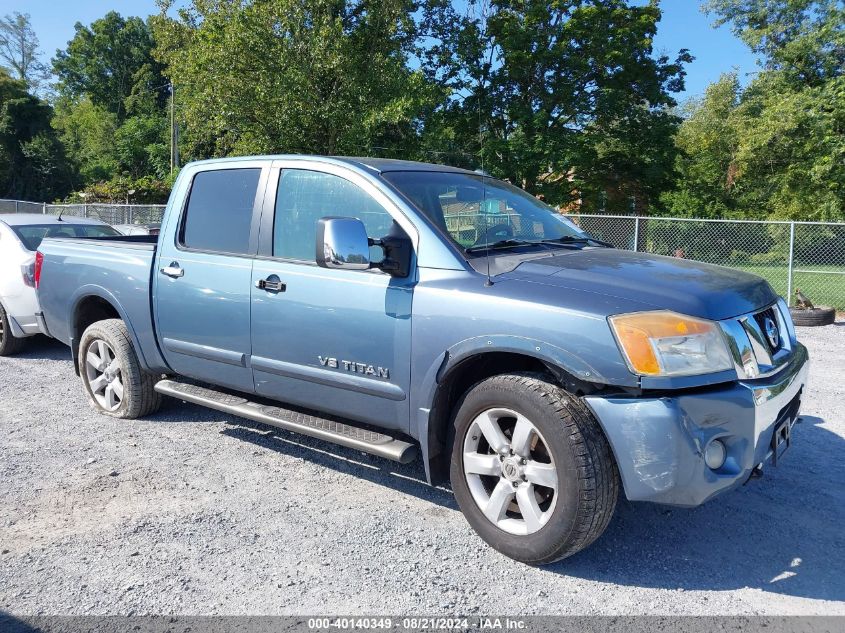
[474, 223, 514, 246]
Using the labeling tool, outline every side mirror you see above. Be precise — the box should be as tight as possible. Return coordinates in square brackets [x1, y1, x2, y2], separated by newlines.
[316, 217, 371, 270]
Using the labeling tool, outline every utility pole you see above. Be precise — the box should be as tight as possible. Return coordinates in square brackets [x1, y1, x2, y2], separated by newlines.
[169, 82, 177, 174]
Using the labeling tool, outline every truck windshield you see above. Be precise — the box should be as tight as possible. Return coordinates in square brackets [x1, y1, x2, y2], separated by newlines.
[12, 224, 120, 252]
[382, 171, 590, 252]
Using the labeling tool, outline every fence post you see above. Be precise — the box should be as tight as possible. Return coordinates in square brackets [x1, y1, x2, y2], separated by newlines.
[633, 216, 640, 252]
[42, 202, 47, 215]
[15, 200, 19, 213]
[83, 204, 88, 218]
[786, 222, 796, 306]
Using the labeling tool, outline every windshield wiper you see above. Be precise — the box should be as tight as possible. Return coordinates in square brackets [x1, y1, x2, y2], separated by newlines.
[465, 238, 544, 253]
[546, 235, 614, 248]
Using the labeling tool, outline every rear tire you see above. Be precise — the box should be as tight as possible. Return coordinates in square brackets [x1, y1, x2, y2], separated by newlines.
[78, 319, 162, 419]
[0, 305, 26, 356]
[450, 372, 619, 565]
[789, 306, 836, 327]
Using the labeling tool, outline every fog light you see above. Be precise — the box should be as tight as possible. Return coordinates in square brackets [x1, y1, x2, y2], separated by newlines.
[704, 439, 727, 470]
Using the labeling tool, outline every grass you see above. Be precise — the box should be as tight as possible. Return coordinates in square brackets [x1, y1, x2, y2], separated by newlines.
[729, 263, 845, 309]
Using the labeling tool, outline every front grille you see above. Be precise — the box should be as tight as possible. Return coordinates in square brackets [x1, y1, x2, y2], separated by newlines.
[752, 307, 781, 355]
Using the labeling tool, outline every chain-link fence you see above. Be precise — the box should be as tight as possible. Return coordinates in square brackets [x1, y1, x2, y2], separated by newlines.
[571, 214, 845, 309]
[2, 199, 843, 309]
[0, 198, 166, 226]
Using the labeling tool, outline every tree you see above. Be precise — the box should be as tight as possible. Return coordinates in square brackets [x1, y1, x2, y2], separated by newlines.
[51, 11, 172, 198]
[51, 96, 119, 184]
[670, 0, 845, 220]
[53, 12, 166, 121]
[0, 69, 70, 200]
[0, 12, 50, 92]
[418, 0, 691, 212]
[704, 0, 844, 85]
[151, 0, 435, 159]
[659, 74, 743, 219]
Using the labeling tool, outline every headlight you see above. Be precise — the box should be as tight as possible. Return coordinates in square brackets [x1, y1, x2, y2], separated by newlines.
[608, 311, 733, 377]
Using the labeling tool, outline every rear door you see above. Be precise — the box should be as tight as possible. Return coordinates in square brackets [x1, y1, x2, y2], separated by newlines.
[250, 161, 417, 432]
[155, 163, 269, 392]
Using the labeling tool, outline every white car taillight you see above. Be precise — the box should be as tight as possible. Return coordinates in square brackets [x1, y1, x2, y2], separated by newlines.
[21, 259, 35, 288]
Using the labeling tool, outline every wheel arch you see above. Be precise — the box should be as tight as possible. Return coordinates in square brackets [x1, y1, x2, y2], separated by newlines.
[68, 288, 149, 376]
[417, 336, 606, 486]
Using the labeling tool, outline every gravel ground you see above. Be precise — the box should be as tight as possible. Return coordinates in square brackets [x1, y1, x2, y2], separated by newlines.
[0, 325, 843, 616]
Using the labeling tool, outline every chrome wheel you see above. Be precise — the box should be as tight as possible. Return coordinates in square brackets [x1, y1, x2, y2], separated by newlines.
[462, 407, 558, 535]
[84, 339, 124, 412]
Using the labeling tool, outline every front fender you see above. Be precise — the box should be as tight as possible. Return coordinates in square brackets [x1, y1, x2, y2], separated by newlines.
[412, 335, 609, 484]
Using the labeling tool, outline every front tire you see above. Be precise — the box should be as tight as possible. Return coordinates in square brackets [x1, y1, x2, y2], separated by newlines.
[0, 305, 26, 356]
[78, 319, 162, 419]
[450, 373, 619, 565]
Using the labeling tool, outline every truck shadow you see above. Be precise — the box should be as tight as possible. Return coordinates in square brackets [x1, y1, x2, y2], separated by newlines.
[147, 401, 458, 511]
[9, 335, 69, 361]
[555, 414, 845, 602]
[148, 403, 843, 602]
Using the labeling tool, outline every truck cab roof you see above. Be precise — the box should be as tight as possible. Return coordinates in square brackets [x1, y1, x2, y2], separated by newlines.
[185, 155, 478, 176]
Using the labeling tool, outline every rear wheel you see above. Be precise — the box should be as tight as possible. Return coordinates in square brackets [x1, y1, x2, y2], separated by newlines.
[0, 305, 26, 356]
[450, 373, 619, 565]
[78, 319, 162, 419]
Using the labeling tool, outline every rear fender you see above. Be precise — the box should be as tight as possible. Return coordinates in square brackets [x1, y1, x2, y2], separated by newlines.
[67, 286, 164, 375]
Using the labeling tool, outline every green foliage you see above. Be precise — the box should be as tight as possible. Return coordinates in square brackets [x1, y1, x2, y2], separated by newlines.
[64, 174, 172, 204]
[51, 11, 171, 199]
[0, 69, 70, 201]
[152, 0, 434, 160]
[417, 0, 691, 212]
[662, 1, 844, 221]
[0, 12, 50, 92]
[704, 0, 844, 85]
[659, 74, 742, 218]
[52, 96, 118, 184]
[52, 11, 166, 121]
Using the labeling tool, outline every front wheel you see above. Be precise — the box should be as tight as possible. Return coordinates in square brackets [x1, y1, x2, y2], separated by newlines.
[78, 319, 162, 419]
[450, 373, 619, 565]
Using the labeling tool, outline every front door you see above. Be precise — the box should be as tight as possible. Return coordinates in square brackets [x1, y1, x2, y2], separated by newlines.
[155, 163, 267, 393]
[250, 165, 415, 431]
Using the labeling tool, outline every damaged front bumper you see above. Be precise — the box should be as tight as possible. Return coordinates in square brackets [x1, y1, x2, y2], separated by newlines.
[584, 342, 809, 507]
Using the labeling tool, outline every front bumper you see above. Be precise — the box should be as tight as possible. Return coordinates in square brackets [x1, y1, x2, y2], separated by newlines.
[584, 342, 809, 507]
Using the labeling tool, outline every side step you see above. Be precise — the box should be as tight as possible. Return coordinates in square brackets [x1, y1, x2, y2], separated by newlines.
[154, 380, 418, 464]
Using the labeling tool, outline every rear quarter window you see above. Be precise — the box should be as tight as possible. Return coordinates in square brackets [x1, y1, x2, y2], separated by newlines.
[180, 168, 262, 255]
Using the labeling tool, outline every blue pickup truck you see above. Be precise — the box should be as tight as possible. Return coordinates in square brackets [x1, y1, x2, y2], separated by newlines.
[36, 156, 808, 564]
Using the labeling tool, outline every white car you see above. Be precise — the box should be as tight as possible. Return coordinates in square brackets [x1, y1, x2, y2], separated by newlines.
[0, 214, 120, 355]
[111, 223, 161, 237]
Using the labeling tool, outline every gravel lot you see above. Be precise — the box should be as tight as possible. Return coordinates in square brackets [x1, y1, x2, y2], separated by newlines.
[1, 325, 843, 616]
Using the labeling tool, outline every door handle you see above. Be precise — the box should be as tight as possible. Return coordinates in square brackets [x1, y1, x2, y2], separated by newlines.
[255, 277, 286, 292]
[160, 262, 184, 278]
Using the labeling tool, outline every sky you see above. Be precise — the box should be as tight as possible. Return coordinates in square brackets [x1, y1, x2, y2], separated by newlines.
[2, 0, 761, 100]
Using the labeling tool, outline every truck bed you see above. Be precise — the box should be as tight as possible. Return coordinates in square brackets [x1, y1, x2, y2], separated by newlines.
[37, 236, 166, 372]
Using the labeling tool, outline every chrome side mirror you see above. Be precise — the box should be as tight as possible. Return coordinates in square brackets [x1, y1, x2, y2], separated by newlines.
[316, 217, 371, 270]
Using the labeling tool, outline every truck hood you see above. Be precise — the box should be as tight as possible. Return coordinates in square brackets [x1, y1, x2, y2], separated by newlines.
[500, 248, 778, 321]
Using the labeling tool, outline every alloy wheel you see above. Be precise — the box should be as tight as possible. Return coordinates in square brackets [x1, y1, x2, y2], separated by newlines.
[84, 339, 124, 412]
[462, 407, 558, 535]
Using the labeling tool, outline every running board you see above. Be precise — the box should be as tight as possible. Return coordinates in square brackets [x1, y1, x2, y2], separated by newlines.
[154, 380, 418, 464]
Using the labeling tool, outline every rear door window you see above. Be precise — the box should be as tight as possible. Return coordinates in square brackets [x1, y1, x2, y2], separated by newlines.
[180, 168, 262, 255]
